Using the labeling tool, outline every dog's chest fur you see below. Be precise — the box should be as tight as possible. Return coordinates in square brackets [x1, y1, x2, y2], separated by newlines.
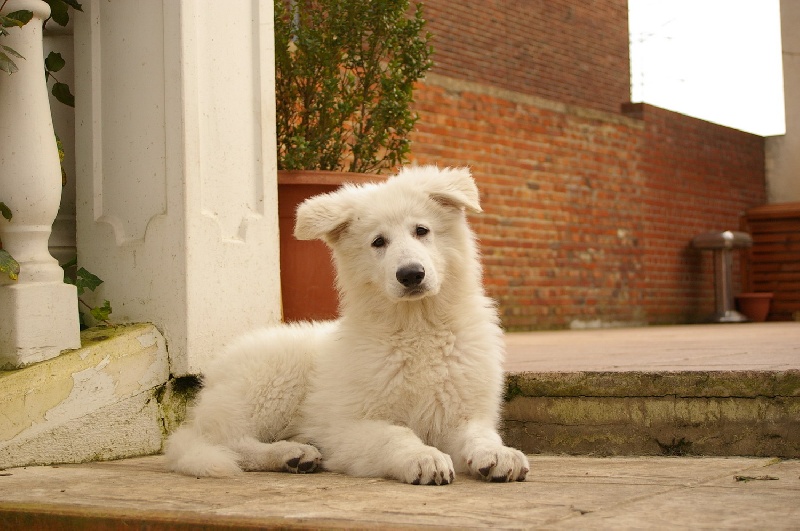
[354, 327, 478, 440]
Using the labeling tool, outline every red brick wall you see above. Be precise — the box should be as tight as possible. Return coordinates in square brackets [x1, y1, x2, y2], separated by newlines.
[625, 103, 767, 324]
[408, 76, 766, 329]
[421, 0, 631, 115]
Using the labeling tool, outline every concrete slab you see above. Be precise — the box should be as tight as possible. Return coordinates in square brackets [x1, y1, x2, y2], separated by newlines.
[0, 455, 798, 529]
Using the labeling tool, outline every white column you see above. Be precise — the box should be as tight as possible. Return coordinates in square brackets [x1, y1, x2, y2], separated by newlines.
[0, 0, 81, 369]
[766, 0, 800, 203]
[73, 0, 282, 375]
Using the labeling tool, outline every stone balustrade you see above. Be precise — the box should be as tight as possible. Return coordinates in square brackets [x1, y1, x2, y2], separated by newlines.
[0, 0, 80, 369]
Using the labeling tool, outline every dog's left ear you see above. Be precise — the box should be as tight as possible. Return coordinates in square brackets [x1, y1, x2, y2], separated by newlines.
[294, 190, 352, 243]
[425, 167, 482, 213]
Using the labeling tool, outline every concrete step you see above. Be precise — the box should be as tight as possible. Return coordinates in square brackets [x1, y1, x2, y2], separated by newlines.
[0, 324, 196, 470]
[500, 323, 800, 458]
[501, 370, 800, 458]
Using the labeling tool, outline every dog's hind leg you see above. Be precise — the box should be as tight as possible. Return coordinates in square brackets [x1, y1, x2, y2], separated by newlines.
[231, 438, 322, 473]
[164, 425, 243, 477]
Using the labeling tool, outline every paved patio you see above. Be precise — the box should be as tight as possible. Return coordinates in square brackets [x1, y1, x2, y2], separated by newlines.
[503, 322, 800, 373]
[1, 454, 798, 529]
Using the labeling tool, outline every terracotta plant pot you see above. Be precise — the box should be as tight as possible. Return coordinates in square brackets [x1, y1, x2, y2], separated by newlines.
[735, 292, 774, 322]
[277, 171, 385, 322]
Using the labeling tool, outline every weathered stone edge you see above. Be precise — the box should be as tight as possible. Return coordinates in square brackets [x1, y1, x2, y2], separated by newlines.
[504, 370, 800, 400]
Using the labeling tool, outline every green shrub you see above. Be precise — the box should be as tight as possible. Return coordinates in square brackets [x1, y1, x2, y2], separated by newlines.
[274, 0, 433, 173]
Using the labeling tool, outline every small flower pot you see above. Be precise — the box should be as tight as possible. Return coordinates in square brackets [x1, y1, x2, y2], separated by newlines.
[735, 292, 774, 322]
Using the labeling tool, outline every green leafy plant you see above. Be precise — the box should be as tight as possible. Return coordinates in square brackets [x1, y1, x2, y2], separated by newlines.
[62, 258, 113, 327]
[44, 49, 73, 106]
[0, 7, 32, 74]
[274, 0, 433, 173]
[1, 0, 81, 81]
[0, 202, 19, 281]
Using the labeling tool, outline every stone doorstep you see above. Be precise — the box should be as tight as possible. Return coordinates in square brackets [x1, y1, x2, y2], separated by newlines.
[0, 324, 179, 470]
[501, 371, 800, 458]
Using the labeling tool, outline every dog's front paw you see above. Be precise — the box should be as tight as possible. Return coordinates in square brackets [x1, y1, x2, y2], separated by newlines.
[467, 445, 529, 482]
[282, 443, 322, 474]
[402, 447, 455, 486]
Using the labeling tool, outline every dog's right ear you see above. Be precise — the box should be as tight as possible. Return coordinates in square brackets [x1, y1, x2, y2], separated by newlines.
[294, 191, 352, 243]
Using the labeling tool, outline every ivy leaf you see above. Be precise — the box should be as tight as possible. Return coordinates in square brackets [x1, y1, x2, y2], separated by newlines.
[0, 49, 21, 74]
[90, 300, 112, 322]
[0, 202, 11, 221]
[61, 0, 83, 12]
[72, 266, 103, 295]
[51, 81, 74, 107]
[1, 10, 34, 28]
[46, 0, 70, 26]
[44, 51, 65, 73]
[0, 249, 20, 281]
[2, 44, 23, 59]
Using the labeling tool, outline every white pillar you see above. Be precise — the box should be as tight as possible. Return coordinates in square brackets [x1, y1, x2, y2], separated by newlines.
[73, 0, 282, 375]
[0, 0, 81, 369]
[766, 0, 800, 203]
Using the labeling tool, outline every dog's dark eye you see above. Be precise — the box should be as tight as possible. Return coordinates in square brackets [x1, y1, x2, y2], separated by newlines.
[372, 236, 386, 248]
[415, 226, 429, 237]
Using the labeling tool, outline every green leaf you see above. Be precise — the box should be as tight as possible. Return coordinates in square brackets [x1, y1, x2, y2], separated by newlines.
[0, 50, 20, 74]
[46, 0, 69, 26]
[2, 45, 23, 59]
[61, 0, 83, 12]
[0, 249, 20, 281]
[1, 10, 34, 28]
[90, 300, 112, 322]
[0, 202, 11, 221]
[73, 266, 103, 295]
[51, 81, 74, 107]
[44, 51, 65, 73]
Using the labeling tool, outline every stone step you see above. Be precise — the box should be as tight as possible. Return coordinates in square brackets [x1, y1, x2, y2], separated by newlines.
[2, 322, 797, 470]
[501, 369, 800, 458]
[500, 323, 800, 458]
[0, 324, 189, 470]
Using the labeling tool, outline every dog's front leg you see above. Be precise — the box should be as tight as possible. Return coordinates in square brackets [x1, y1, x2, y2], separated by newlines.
[445, 420, 529, 482]
[318, 420, 455, 485]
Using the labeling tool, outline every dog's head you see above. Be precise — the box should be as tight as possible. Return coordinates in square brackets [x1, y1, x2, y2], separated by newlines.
[295, 166, 481, 303]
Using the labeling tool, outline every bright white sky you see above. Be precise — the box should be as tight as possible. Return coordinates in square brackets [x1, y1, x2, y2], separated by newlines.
[628, 0, 786, 137]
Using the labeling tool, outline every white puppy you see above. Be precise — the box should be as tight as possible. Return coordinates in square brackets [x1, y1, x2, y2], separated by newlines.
[165, 166, 529, 485]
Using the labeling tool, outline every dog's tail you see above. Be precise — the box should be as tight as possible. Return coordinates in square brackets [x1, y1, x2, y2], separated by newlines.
[164, 425, 242, 477]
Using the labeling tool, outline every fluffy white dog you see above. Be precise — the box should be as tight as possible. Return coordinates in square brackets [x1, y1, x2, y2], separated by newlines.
[165, 166, 529, 485]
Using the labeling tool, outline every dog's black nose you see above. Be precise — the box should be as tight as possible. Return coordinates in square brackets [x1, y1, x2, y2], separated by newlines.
[396, 264, 425, 287]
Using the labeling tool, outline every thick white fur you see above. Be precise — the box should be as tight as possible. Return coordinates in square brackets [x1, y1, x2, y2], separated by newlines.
[164, 166, 529, 484]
